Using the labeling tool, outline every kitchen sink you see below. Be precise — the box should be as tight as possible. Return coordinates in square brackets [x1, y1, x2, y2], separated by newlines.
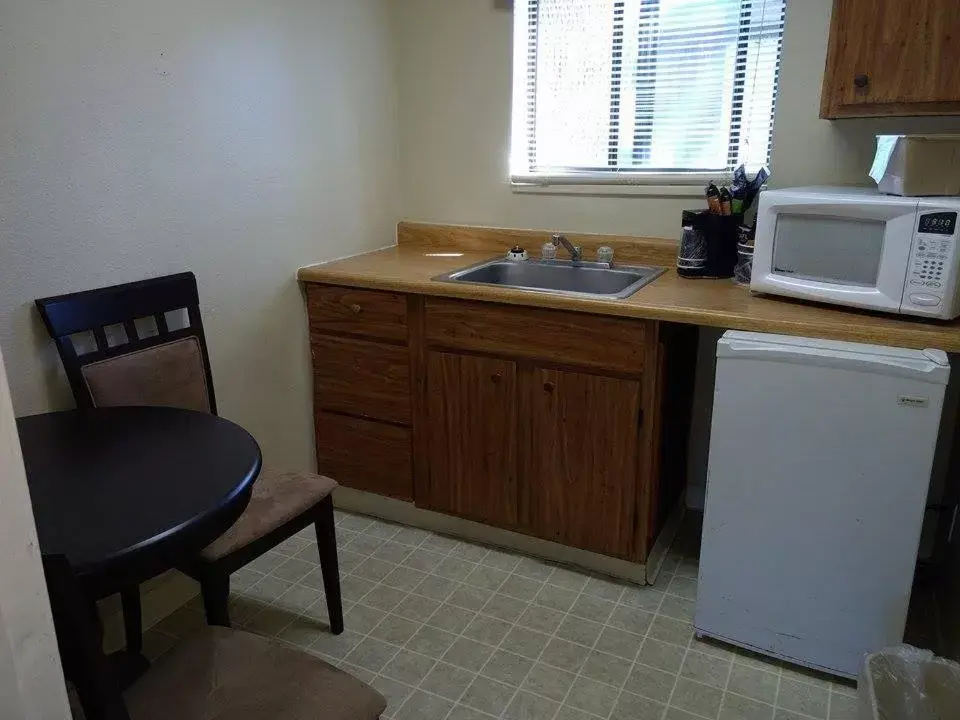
[433, 257, 666, 300]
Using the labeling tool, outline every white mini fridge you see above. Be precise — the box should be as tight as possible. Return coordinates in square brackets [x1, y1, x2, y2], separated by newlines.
[695, 331, 950, 678]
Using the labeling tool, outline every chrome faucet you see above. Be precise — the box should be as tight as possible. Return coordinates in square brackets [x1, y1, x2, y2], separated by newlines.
[551, 233, 582, 262]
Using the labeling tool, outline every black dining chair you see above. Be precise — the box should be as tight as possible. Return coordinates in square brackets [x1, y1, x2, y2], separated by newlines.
[44, 554, 385, 720]
[35, 272, 344, 655]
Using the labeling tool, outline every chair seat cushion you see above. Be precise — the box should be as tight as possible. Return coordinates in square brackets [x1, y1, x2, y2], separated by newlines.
[201, 468, 337, 561]
[125, 627, 385, 720]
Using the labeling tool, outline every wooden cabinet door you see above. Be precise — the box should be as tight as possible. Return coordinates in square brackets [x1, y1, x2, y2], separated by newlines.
[521, 368, 642, 560]
[424, 352, 518, 526]
[822, 0, 960, 117]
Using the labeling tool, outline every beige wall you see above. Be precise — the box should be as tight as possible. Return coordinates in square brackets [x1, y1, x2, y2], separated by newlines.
[392, 0, 960, 240]
[0, 0, 399, 470]
[0, 344, 71, 719]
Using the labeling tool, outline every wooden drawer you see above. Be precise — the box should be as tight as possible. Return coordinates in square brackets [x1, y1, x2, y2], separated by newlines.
[316, 412, 413, 500]
[312, 335, 410, 424]
[307, 285, 407, 342]
[424, 298, 648, 375]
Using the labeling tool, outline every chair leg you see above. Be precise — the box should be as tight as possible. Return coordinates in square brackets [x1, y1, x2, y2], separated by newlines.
[120, 586, 143, 655]
[200, 573, 231, 627]
[315, 496, 344, 635]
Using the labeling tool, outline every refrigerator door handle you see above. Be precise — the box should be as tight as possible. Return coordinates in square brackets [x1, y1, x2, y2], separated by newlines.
[719, 340, 947, 381]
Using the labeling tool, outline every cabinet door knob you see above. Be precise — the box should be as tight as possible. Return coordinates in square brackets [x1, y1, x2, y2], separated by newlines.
[543, 381, 555, 393]
[349, 303, 362, 314]
[853, 74, 869, 89]
[491, 372, 503, 384]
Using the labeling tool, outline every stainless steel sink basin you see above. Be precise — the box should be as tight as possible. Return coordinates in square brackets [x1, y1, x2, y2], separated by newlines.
[433, 258, 666, 300]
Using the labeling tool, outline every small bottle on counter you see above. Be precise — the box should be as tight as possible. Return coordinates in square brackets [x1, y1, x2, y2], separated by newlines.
[506, 245, 528, 261]
[540, 243, 558, 261]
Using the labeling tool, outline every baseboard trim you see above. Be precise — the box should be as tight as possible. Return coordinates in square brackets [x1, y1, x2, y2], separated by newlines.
[686, 485, 706, 511]
[334, 487, 652, 585]
[645, 495, 686, 584]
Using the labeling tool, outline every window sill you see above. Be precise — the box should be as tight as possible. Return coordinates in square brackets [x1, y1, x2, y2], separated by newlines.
[511, 182, 708, 198]
[510, 172, 730, 198]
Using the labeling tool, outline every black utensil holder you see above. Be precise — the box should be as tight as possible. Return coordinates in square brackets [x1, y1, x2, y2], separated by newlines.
[677, 210, 742, 279]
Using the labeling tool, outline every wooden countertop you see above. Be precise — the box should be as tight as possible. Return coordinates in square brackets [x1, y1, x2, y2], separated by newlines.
[298, 223, 960, 352]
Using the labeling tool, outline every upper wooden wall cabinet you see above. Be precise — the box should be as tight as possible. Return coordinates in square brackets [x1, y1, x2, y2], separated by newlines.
[820, 0, 960, 118]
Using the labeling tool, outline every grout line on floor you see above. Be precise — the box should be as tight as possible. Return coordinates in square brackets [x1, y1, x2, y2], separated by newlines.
[715, 637, 736, 720]
[533, 570, 617, 720]
[377, 530, 478, 720]
[599, 602, 653, 718]
[773, 658, 784, 719]
[658, 617, 693, 720]
[161, 511, 835, 720]
[439, 554, 525, 720]
[250, 529, 684, 716]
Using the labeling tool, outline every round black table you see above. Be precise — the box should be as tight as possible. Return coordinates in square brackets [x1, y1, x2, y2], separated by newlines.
[17, 406, 262, 598]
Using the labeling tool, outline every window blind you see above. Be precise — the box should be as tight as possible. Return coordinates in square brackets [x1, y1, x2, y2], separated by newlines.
[510, 0, 786, 183]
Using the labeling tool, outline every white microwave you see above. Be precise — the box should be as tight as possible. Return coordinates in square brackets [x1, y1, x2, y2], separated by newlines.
[751, 186, 960, 319]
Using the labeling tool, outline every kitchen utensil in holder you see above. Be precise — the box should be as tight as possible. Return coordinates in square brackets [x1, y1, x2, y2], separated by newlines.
[734, 224, 754, 286]
[734, 243, 754, 285]
[677, 210, 742, 279]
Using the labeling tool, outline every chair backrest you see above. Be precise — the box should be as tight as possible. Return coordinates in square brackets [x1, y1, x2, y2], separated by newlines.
[35, 272, 217, 414]
[43, 554, 132, 720]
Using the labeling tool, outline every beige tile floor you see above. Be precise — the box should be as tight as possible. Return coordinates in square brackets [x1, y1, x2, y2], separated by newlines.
[145, 511, 859, 720]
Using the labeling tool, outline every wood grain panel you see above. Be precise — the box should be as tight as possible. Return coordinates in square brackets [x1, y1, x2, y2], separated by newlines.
[821, 0, 960, 117]
[312, 335, 410, 424]
[307, 285, 407, 341]
[425, 298, 648, 376]
[639, 323, 663, 558]
[315, 411, 413, 500]
[520, 368, 642, 560]
[408, 295, 430, 504]
[424, 352, 518, 526]
[397, 222, 680, 266]
[822, 100, 960, 119]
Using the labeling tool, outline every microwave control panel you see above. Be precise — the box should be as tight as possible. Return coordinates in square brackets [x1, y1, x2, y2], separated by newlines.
[918, 212, 957, 236]
[906, 211, 959, 312]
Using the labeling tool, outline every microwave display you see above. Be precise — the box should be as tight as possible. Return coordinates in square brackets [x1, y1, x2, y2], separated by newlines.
[918, 212, 957, 236]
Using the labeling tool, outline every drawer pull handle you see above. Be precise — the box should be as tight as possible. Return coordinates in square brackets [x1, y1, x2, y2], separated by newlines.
[349, 303, 362, 314]
[491, 372, 503, 384]
[853, 74, 869, 89]
[543, 381, 555, 393]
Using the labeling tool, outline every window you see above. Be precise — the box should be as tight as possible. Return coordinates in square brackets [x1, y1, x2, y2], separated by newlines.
[510, 0, 786, 185]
